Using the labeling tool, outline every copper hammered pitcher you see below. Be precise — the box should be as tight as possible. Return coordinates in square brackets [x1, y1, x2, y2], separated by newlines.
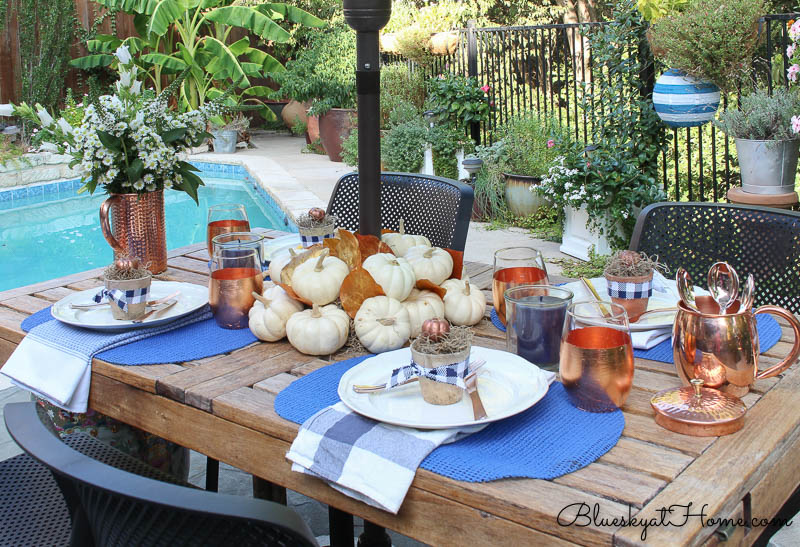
[673, 295, 800, 397]
[100, 191, 167, 274]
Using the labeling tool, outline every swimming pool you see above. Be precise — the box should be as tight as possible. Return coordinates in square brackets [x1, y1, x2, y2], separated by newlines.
[0, 162, 296, 292]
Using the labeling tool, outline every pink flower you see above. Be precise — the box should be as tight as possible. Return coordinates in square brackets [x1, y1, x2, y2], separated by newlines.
[788, 64, 800, 82]
[480, 84, 490, 93]
[791, 115, 800, 134]
[791, 21, 800, 39]
[489, 101, 495, 107]
[546, 139, 555, 148]
[788, 44, 796, 58]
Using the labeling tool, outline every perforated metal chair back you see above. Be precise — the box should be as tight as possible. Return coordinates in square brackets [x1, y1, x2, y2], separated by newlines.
[327, 172, 474, 251]
[4, 402, 318, 547]
[629, 202, 800, 314]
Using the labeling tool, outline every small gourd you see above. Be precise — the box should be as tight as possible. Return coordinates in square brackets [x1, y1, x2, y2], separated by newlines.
[248, 286, 304, 342]
[441, 278, 486, 326]
[404, 246, 453, 285]
[291, 249, 349, 305]
[355, 296, 412, 353]
[421, 318, 450, 341]
[362, 253, 415, 301]
[286, 303, 350, 355]
[380, 218, 431, 257]
[402, 289, 445, 337]
[268, 247, 297, 282]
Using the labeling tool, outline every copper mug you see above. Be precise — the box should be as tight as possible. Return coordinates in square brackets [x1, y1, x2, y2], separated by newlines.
[673, 296, 800, 397]
[100, 191, 167, 274]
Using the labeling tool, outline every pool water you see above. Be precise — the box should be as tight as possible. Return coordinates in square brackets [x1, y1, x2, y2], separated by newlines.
[0, 171, 294, 292]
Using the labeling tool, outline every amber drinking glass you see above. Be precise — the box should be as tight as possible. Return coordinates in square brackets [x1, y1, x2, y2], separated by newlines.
[209, 248, 263, 329]
[559, 301, 634, 412]
[492, 247, 549, 325]
[207, 203, 250, 257]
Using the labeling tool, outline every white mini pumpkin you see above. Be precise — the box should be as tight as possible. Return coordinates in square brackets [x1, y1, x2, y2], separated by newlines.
[291, 249, 349, 305]
[441, 278, 486, 326]
[402, 289, 445, 337]
[286, 304, 350, 355]
[355, 296, 412, 353]
[362, 253, 415, 301]
[380, 218, 431, 257]
[248, 286, 304, 342]
[404, 245, 454, 285]
[268, 247, 297, 282]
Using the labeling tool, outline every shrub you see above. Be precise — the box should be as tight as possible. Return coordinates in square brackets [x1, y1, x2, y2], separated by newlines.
[715, 88, 800, 141]
[382, 119, 427, 172]
[493, 113, 565, 177]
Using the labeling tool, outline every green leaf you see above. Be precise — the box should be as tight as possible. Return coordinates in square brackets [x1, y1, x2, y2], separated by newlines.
[201, 36, 249, 85]
[243, 86, 274, 98]
[161, 127, 186, 143]
[139, 53, 188, 72]
[96, 131, 122, 153]
[69, 54, 114, 70]
[204, 6, 290, 42]
[178, 160, 200, 173]
[245, 48, 285, 73]
[147, 0, 191, 36]
[228, 36, 250, 56]
[179, 170, 204, 204]
[256, 3, 325, 28]
[240, 62, 263, 79]
[126, 158, 144, 182]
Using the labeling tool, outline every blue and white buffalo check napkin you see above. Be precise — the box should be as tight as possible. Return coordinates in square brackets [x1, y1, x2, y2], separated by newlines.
[286, 402, 485, 513]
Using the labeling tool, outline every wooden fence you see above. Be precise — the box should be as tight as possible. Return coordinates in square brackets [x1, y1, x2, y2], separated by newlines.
[0, 0, 136, 104]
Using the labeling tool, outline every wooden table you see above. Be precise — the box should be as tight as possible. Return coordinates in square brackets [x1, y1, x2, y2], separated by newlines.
[2, 234, 800, 546]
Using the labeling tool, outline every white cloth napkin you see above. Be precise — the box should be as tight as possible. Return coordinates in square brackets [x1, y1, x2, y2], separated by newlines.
[287, 368, 557, 513]
[561, 272, 707, 350]
[1, 307, 211, 413]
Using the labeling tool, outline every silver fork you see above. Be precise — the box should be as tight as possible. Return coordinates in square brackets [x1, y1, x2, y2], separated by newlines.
[465, 371, 488, 420]
[352, 359, 487, 394]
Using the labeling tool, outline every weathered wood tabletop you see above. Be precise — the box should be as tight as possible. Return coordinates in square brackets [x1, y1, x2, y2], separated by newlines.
[1, 231, 799, 546]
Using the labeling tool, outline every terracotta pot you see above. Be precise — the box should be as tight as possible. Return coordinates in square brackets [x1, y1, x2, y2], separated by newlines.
[319, 108, 357, 162]
[100, 190, 167, 274]
[104, 275, 152, 320]
[503, 173, 547, 217]
[281, 100, 309, 130]
[604, 271, 653, 323]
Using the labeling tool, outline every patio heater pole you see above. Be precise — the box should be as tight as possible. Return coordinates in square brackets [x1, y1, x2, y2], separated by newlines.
[343, 0, 391, 237]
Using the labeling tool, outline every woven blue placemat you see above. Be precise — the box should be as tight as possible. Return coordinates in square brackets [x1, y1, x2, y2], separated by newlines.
[490, 307, 782, 365]
[275, 356, 624, 482]
[21, 306, 257, 365]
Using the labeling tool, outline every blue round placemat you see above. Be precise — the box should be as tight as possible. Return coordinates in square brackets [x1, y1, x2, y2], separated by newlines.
[275, 355, 624, 482]
[21, 306, 258, 365]
[490, 308, 782, 365]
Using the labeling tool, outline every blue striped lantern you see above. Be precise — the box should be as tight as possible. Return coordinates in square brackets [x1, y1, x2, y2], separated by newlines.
[653, 69, 720, 128]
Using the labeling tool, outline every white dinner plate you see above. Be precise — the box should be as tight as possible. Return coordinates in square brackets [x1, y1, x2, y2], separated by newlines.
[51, 281, 209, 332]
[338, 346, 551, 429]
[561, 274, 709, 332]
[263, 234, 302, 263]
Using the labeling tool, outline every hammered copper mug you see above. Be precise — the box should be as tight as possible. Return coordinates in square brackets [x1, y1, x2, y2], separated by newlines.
[673, 295, 800, 398]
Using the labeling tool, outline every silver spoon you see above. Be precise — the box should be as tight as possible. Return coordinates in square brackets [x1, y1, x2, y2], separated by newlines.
[708, 262, 739, 314]
[676, 268, 700, 312]
[739, 273, 755, 312]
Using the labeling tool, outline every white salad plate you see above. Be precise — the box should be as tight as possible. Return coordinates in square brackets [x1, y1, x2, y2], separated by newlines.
[51, 281, 209, 332]
[337, 346, 552, 429]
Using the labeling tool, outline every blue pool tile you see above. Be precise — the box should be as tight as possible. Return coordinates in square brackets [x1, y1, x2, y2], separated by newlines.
[41, 182, 59, 195]
[58, 180, 74, 194]
[28, 184, 44, 197]
[11, 188, 27, 200]
[0, 190, 11, 203]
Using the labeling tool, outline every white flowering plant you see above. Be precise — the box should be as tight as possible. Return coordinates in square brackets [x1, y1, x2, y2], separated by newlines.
[535, 140, 664, 248]
[10, 46, 232, 203]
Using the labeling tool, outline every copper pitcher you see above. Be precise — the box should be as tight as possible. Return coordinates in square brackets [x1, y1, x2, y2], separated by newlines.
[100, 191, 167, 274]
[673, 296, 800, 397]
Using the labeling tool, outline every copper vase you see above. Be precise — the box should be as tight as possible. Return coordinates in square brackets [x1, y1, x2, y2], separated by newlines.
[100, 191, 167, 274]
[673, 296, 800, 397]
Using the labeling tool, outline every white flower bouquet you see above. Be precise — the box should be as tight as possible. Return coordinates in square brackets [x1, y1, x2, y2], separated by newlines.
[10, 46, 230, 203]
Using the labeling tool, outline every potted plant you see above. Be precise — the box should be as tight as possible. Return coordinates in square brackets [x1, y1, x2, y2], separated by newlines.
[603, 251, 664, 322]
[11, 46, 230, 273]
[100, 257, 152, 321]
[381, 118, 428, 173]
[209, 113, 249, 154]
[647, 0, 764, 128]
[715, 88, 800, 195]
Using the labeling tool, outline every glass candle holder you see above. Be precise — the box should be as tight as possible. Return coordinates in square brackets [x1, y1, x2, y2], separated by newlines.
[212, 232, 267, 271]
[209, 248, 263, 329]
[560, 301, 634, 412]
[493, 247, 549, 326]
[505, 285, 573, 372]
[207, 203, 250, 257]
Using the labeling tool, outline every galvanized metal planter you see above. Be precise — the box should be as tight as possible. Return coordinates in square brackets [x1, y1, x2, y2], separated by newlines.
[735, 138, 800, 195]
[211, 130, 238, 154]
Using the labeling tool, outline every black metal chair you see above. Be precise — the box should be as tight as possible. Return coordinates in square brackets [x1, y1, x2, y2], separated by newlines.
[629, 202, 800, 314]
[3, 402, 318, 547]
[327, 172, 474, 251]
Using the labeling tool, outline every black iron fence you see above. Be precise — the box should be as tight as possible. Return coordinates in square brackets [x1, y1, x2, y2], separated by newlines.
[383, 14, 800, 203]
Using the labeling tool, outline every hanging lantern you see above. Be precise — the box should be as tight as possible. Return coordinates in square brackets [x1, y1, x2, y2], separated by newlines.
[653, 68, 720, 128]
